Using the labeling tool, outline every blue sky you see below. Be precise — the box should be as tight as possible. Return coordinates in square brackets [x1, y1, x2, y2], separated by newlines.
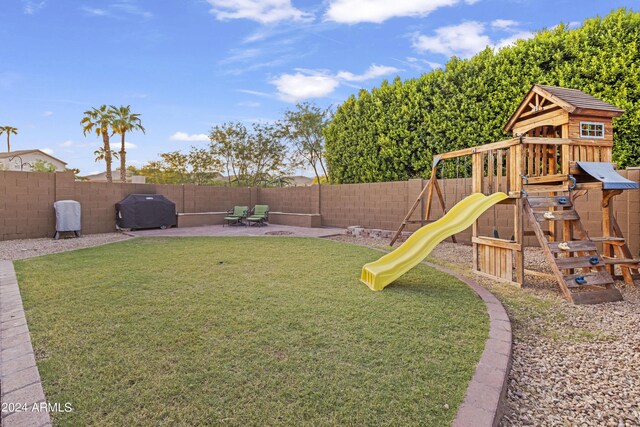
[1, 0, 635, 175]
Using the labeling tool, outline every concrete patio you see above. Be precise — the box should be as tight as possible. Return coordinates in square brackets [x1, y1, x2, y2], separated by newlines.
[125, 224, 345, 238]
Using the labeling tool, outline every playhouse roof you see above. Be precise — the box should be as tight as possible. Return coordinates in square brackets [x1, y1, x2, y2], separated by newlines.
[504, 84, 624, 132]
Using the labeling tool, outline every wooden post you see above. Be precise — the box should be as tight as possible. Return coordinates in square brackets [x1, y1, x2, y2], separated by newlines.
[432, 177, 457, 243]
[601, 189, 622, 274]
[472, 152, 481, 271]
[514, 197, 524, 285]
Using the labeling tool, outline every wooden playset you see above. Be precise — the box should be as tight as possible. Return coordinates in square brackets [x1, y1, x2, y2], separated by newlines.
[392, 85, 639, 304]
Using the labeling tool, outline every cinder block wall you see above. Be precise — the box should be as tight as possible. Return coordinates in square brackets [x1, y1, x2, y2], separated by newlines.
[258, 187, 317, 214]
[1, 169, 639, 255]
[319, 180, 412, 231]
[0, 171, 252, 239]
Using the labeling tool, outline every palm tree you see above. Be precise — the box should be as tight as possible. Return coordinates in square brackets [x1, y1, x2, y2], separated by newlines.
[110, 105, 145, 183]
[0, 126, 18, 152]
[94, 147, 119, 162]
[82, 105, 115, 182]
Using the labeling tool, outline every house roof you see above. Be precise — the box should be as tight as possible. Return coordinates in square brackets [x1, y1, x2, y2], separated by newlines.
[0, 149, 68, 165]
[84, 170, 131, 179]
[504, 84, 625, 132]
[536, 85, 625, 113]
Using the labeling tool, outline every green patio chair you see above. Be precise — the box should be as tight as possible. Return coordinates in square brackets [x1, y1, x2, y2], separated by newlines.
[246, 205, 269, 226]
[224, 206, 248, 226]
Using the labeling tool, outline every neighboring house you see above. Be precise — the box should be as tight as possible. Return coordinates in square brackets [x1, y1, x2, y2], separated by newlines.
[84, 170, 146, 183]
[0, 150, 67, 172]
[286, 176, 313, 186]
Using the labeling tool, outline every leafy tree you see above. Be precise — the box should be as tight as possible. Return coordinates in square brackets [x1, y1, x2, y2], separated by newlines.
[160, 151, 189, 183]
[209, 122, 247, 186]
[66, 167, 85, 180]
[32, 159, 57, 173]
[279, 102, 332, 184]
[110, 105, 145, 183]
[94, 147, 119, 164]
[325, 8, 640, 182]
[136, 161, 167, 184]
[0, 126, 18, 152]
[82, 105, 116, 182]
[187, 147, 223, 185]
[244, 122, 289, 187]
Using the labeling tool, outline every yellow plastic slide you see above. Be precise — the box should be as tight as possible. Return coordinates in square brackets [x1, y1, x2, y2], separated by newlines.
[361, 192, 508, 291]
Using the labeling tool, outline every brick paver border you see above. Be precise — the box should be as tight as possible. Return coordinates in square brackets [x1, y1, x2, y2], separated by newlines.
[422, 262, 512, 427]
[0, 261, 51, 427]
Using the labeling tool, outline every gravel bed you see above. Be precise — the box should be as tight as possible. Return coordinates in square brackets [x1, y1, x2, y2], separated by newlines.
[0, 233, 131, 261]
[329, 235, 640, 426]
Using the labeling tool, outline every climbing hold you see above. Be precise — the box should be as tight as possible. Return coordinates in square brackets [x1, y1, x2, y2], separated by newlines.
[544, 211, 555, 219]
[575, 276, 587, 285]
[558, 242, 570, 251]
[589, 256, 600, 265]
[557, 197, 568, 205]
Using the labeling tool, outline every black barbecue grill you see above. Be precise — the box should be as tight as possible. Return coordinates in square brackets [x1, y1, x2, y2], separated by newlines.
[115, 194, 177, 230]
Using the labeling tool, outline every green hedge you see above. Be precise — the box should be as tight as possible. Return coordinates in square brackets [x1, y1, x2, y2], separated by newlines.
[324, 8, 640, 183]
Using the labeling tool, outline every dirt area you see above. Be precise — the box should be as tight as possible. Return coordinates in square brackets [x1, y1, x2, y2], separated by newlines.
[329, 235, 640, 427]
[0, 233, 131, 261]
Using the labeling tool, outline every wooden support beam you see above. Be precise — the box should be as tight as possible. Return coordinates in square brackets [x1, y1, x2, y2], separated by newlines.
[472, 237, 522, 251]
[432, 176, 457, 244]
[514, 198, 524, 285]
[390, 174, 433, 246]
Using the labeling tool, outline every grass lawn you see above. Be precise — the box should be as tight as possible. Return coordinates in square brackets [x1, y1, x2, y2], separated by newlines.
[15, 237, 489, 426]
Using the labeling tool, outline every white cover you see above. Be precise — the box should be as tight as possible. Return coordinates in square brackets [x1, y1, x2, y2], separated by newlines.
[53, 200, 81, 232]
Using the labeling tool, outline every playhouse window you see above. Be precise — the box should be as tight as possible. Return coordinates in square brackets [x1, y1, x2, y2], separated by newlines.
[580, 122, 604, 139]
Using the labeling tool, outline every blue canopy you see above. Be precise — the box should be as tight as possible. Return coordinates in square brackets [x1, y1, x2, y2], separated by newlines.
[576, 162, 639, 190]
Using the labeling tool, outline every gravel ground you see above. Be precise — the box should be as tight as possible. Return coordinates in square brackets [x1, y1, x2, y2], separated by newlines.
[329, 235, 640, 427]
[0, 233, 131, 261]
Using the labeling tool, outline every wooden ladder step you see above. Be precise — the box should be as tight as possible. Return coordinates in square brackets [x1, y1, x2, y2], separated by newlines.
[555, 255, 604, 269]
[602, 257, 640, 266]
[533, 210, 580, 222]
[564, 272, 614, 287]
[590, 236, 626, 245]
[548, 241, 598, 253]
[526, 196, 573, 208]
[524, 230, 552, 237]
[570, 287, 624, 305]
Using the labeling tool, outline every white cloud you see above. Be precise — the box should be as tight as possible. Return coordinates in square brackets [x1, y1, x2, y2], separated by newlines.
[325, 0, 477, 24]
[81, 2, 152, 20]
[40, 148, 54, 155]
[412, 21, 490, 58]
[271, 71, 340, 102]
[81, 7, 108, 16]
[43, 111, 54, 117]
[495, 31, 534, 48]
[237, 89, 275, 98]
[170, 132, 209, 142]
[23, 1, 46, 14]
[207, 0, 313, 24]
[336, 64, 399, 82]
[271, 64, 399, 102]
[238, 101, 262, 108]
[404, 57, 442, 70]
[59, 140, 92, 149]
[124, 142, 137, 150]
[491, 19, 518, 30]
[111, 2, 153, 20]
